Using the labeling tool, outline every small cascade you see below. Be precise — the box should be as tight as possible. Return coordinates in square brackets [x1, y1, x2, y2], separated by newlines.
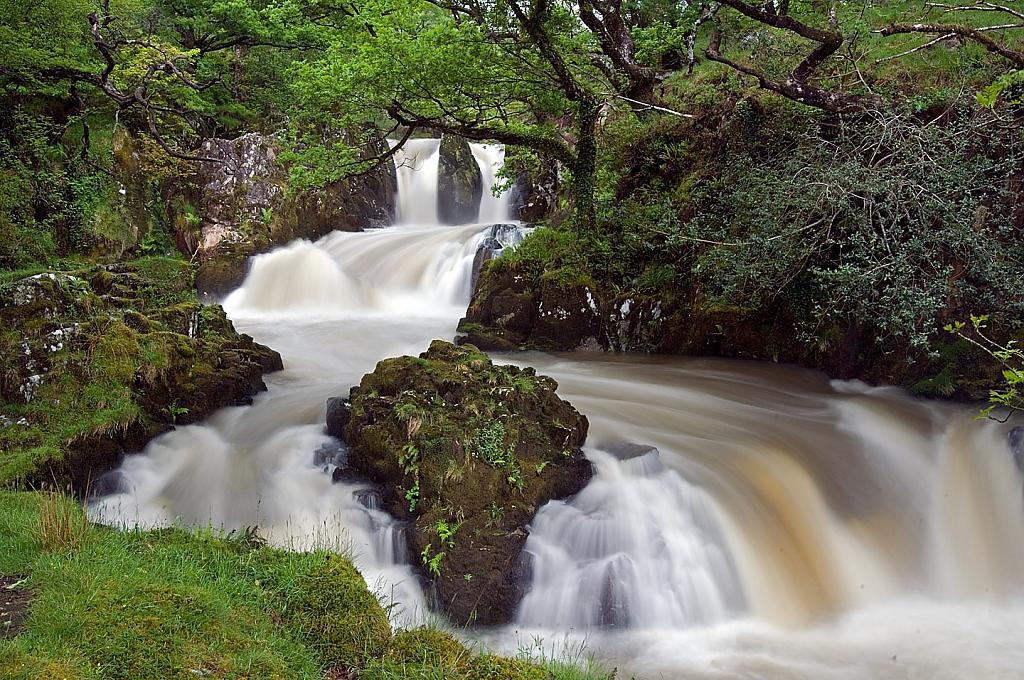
[222, 240, 359, 314]
[391, 138, 441, 225]
[223, 224, 491, 319]
[517, 446, 744, 629]
[470, 143, 514, 222]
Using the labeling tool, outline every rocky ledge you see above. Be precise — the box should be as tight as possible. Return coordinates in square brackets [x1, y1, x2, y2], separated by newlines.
[168, 132, 397, 299]
[327, 340, 591, 625]
[0, 258, 282, 490]
[458, 253, 1002, 400]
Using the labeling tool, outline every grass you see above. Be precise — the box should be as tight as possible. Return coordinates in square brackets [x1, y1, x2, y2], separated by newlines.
[0, 491, 616, 680]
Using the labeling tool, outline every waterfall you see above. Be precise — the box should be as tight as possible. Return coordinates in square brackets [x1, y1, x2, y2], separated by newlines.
[470, 143, 514, 223]
[392, 138, 441, 225]
[222, 225, 490, 319]
[516, 446, 744, 628]
[89, 135, 1024, 678]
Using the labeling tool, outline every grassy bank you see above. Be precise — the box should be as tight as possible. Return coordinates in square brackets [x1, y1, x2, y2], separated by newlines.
[0, 491, 613, 680]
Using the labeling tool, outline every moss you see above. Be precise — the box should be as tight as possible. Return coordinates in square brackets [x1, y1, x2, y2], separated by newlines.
[0, 260, 281, 489]
[281, 554, 393, 669]
[466, 654, 550, 680]
[387, 628, 469, 668]
[342, 340, 591, 625]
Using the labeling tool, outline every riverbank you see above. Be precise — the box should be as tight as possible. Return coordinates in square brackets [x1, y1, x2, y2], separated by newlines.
[0, 490, 612, 679]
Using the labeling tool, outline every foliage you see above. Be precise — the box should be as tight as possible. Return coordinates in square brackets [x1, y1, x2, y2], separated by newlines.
[685, 103, 1023, 350]
[946, 315, 1024, 421]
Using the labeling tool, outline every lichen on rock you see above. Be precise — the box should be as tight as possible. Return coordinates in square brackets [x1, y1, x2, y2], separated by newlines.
[331, 340, 591, 625]
[0, 258, 282, 489]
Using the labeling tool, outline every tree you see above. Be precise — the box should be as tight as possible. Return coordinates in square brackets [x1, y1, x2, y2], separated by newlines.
[0, 0, 338, 161]
[286, 0, 695, 230]
[697, 0, 1024, 113]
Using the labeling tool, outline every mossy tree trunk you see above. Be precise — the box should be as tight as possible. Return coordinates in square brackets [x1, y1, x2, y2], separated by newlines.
[570, 99, 600, 232]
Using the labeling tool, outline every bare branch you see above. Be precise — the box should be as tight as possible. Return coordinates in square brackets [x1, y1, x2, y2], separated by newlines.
[878, 23, 1024, 67]
[874, 32, 956, 63]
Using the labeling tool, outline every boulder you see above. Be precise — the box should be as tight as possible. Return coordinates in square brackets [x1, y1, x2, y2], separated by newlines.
[0, 260, 282, 490]
[437, 135, 483, 224]
[325, 397, 352, 440]
[457, 263, 603, 352]
[334, 340, 591, 625]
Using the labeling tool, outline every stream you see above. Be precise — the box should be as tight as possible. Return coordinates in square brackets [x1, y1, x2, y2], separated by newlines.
[91, 139, 1024, 679]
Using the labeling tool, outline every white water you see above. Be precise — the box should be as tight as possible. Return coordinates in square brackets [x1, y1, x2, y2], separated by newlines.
[91, 142, 1024, 677]
[469, 142, 514, 223]
[392, 138, 441, 225]
[488, 356, 1024, 673]
[87, 224, 497, 624]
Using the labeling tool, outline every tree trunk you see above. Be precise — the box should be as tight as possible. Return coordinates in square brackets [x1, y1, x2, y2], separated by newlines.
[571, 100, 600, 231]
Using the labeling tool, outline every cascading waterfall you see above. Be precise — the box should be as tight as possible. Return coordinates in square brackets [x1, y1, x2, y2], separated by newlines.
[516, 446, 745, 629]
[469, 142, 514, 223]
[90, 138, 1024, 678]
[392, 138, 441, 225]
[481, 354, 1024, 678]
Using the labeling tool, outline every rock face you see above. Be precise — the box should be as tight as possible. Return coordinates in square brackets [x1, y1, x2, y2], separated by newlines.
[333, 340, 591, 625]
[469, 224, 530, 292]
[458, 263, 603, 352]
[505, 148, 564, 224]
[459, 255, 1001, 399]
[171, 133, 397, 299]
[437, 135, 483, 224]
[0, 259, 282, 489]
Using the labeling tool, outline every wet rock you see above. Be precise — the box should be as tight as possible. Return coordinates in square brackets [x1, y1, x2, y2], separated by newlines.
[354, 488, 383, 509]
[1009, 426, 1024, 474]
[469, 224, 530, 292]
[533, 280, 603, 350]
[458, 266, 603, 352]
[600, 442, 659, 461]
[437, 135, 483, 224]
[178, 132, 397, 299]
[325, 397, 352, 440]
[314, 439, 349, 470]
[336, 340, 591, 625]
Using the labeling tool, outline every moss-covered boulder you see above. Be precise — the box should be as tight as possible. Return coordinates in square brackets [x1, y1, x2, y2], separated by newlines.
[0, 258, 282, 489]
[335, 340, 591, 625]
[458, 262, 604, 352]
[438, 135, 483, 224]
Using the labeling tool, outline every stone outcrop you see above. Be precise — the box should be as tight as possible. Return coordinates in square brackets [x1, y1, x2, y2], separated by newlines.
[437, 135, 483, 224]
[458, 256, 1000, 399]
[170, 133, 397, 299]
[505, 148, 564, 224]
[0, 260, 282, 489]
[328, 340, 591, 625]
[469, 224, 530, 292]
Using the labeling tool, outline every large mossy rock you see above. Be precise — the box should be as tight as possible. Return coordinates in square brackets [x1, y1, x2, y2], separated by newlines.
[0, 258, 282, 489]
[437, 135, 483, 224]
[336, 340, 591, 625]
